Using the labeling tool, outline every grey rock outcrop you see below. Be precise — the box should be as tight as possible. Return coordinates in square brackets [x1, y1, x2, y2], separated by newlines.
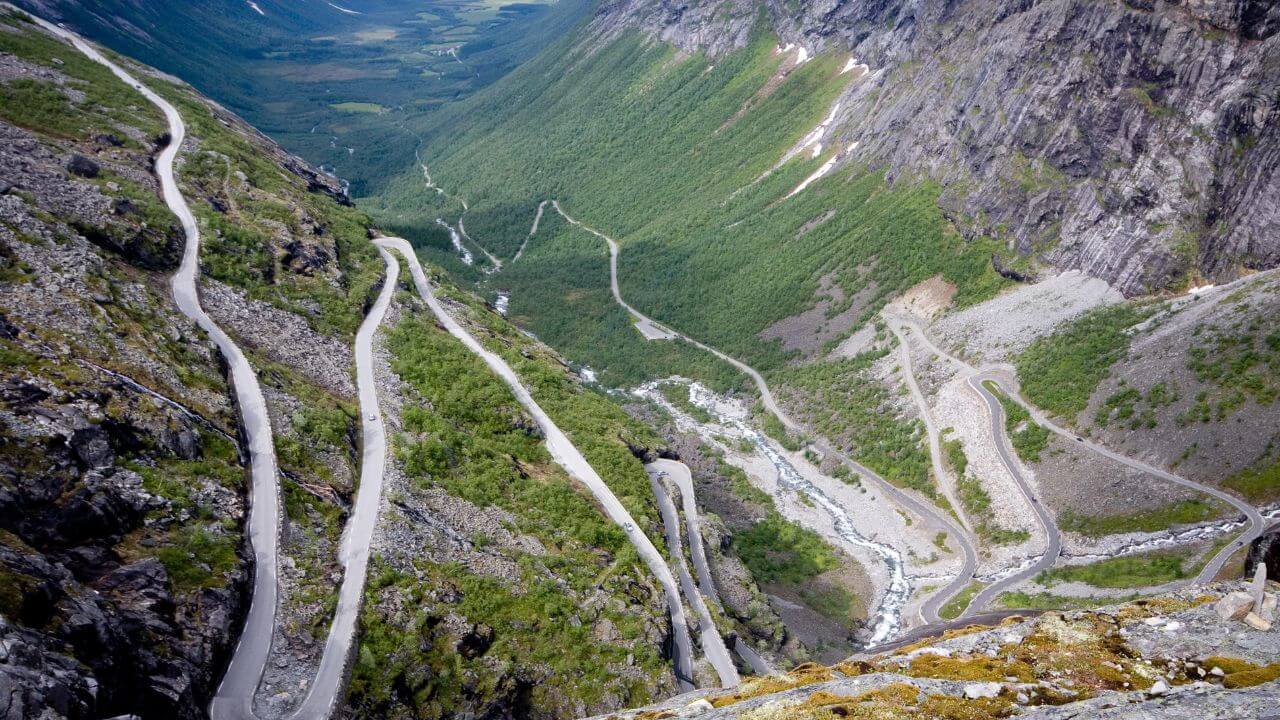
[1246, 529, 1280, 588]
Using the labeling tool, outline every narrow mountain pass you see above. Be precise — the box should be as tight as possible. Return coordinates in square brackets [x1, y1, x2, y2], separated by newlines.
[546, 201, 979, 630]
[886, 322, 974, 535]
[285, 249, 396, 719]
[959, 370, 1062, 617]
[885, 315, 1058, 616]
[372, 236, 736, 691]
[23, 16, 282, 716]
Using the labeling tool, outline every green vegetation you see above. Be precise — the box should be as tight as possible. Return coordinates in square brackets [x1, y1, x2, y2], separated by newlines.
[985, 381, 1050, 463]
[957, 472, 1031, 546]
[797, 584, 860, 626]
[387, 314, 651, 550]
[1037, 549, 1190, 589]
[1096, 381, 1177, 429]
[943, 436, 968, 477]
[1223, 447, 1280, 502]
[30, 0, 593, 195]
[371, 29, 1009, 376]
[761, 409, 804, 452]
[141, 78, 383, 340]
[330, 102, 386, 114]
[155, 524, 240, 591]
[998, 591, 1136, 611]
[734, 511, 840, 585]
[351, 293, 679, 715]
[777, 350, 932, 497]
[0, 17, 164, 140]
[1179, 320, 1280, 423]
[1059, 499, 1221, 537]
[350, 560, 664, 715]
[124, 434, 245, 593]
[939, 581, 986, 620]
[498, 212, 743, 389]
[720, 458, 773, 506]
[1015, 304, 1150, 418]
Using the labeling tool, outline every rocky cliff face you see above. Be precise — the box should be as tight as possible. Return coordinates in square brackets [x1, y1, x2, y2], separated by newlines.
[591, 0, 1280, 296]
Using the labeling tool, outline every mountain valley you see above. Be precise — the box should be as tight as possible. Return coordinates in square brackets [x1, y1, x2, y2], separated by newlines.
[0, 0, 1278, 718]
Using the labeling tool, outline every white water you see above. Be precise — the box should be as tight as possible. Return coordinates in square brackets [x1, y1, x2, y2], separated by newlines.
[636, 379, 912, 646]
[435, 218, 474, 265]
[494, 293, 510, 315]
[1070, 504, 1280, 563]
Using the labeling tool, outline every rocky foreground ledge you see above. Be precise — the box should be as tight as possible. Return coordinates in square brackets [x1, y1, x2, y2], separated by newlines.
[590, 582, 1280, 720]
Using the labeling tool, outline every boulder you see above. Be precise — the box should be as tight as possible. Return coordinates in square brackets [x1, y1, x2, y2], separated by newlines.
[1250, 563, 1268, 611]
[1215, 591, 1255, 621]
[69, 426, 114, 470]
[1244, 612, 1272, 631]
[963, 681, 1001, 699]
[163, 428, 201, 461]
[66, 155, 101, 179]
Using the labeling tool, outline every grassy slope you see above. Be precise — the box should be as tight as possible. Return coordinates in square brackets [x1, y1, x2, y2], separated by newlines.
[348, 287, 676, 715]
[1015, 304, 1150, 420]
[365, 28, 1008, 374]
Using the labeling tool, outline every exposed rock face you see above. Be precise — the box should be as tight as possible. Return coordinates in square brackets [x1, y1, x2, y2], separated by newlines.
[1246, 528, 1280, 582]
[591, 0, 1280, 295]
[592, 583, 1280, 719]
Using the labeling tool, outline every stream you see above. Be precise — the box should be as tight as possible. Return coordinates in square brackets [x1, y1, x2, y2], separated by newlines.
[636, 379, 913, 646]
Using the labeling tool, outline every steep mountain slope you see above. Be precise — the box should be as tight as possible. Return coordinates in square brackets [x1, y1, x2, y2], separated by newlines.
[591, 0, 1280, 295]
[0, 11, 781, 719]
[0, 9, 373, 712]
[365, 0, 1278, 638]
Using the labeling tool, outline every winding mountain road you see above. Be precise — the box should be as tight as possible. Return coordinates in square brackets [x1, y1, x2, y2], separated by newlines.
[286, 250, 396, 719]
[885, 315, 1059, 616]
[646, 461, 741, 685]
[33, 17, 403, 718]
[372, 236, 734, 691]
[650, 459, 775, 676]
[958, 371, 1062, 617]
[28, 17, 280, 717]
[547, 201, 978, 627]
[887, 323, 973, 535]
[894, 317, 1263, 602]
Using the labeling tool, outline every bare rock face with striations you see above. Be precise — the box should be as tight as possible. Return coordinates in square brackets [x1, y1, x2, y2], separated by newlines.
[592, 0, 1280, 295]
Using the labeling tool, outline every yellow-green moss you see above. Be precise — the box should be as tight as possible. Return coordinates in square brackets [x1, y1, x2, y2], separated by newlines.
[905, 654, 1035, 683]
[1203, 658, 1280, 689]
[709, 663, 834, 708]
